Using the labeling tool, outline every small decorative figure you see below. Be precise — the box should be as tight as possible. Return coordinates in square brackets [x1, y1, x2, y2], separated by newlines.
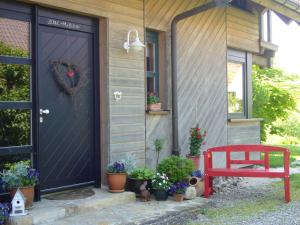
[10, 189, 28, 216]
[184, 186, 197, 200]
[140, 181, 151, 202]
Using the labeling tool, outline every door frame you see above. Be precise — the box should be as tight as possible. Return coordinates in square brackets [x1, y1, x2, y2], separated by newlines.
[0, 0, 100, 201]
[34, 6, 101, 198]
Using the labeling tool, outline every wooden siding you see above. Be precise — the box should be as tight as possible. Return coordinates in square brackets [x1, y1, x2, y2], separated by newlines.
[145, 0, 206, 168]
[25, 0, 146, 166]
[227, 6, 260, 53]
[176, 8, 228, 168]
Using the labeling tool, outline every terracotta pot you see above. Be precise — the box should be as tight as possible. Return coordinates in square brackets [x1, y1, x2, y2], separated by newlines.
[106, 172, 127, 193]
[189, 177, 204, 196]
[10, 186, 34, 208]
[153, 189, 169, 201]
[187, 154, 200, 170]
[147, 103, 162, 111]
[174, 193, 184, 202]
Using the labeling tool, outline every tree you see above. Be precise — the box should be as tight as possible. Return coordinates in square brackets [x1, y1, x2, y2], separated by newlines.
[252, 65, 297, 141]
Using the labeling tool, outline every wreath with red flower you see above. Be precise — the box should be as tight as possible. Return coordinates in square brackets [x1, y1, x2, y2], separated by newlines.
[49, 60, 87, 96]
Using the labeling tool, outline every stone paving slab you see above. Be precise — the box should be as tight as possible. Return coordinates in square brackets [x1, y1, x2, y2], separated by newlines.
[9, 188, 136, 225]
[40, 196, 209, 225]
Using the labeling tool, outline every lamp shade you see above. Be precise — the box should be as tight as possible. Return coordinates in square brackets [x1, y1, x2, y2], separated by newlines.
[130, 37, 145, 51]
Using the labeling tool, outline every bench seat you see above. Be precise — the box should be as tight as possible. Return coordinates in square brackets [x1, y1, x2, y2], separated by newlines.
[207, 168, 285, 178]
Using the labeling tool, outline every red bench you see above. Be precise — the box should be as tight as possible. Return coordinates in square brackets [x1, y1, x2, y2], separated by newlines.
[203, 145, 290, 203]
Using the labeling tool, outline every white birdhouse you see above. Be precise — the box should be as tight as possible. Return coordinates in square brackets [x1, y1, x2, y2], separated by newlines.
[10, 189, 28, 216]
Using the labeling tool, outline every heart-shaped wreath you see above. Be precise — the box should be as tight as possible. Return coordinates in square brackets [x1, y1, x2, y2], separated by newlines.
[49, 60, 87, 96]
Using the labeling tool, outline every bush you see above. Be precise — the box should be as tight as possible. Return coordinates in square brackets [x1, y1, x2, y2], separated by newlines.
[129, 167, 155, 180]
[157, 156, 194, 183]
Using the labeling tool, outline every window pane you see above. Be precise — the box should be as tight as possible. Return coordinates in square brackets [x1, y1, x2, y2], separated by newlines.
[228, 62, 244, 113]
[0, 63, 30, 101]
[0, 109, 31, 147]
[262, 11, 269, 42]
[0, 154, 31, 172]
[0, 17, 30, 58]
[146, 43, 155, 73]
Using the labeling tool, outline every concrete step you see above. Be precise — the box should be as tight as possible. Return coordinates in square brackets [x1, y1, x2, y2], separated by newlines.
[38, 196, 209, 225]
[9, 188, 136, 225]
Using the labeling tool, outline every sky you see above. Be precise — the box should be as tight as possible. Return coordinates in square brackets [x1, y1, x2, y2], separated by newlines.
[272, 13, 300, 75]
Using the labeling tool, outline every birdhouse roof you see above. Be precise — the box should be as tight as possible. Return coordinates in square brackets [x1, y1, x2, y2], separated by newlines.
[12, 189, 25, 201]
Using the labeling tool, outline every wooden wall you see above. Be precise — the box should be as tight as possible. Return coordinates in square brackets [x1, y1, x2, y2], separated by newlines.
[25, 0, 147, 169]
[144, 0, 205, 168]
[226, 6, 260, 53]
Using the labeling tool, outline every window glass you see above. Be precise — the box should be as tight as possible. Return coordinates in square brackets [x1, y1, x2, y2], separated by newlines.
[0, 17, 30, 58]
[146, 43, 155, 73]
[262, 11, 269, 42]
[0, 109, 31, 147]
[0, 154, 31, 172]
[0, 63, 30, 101]
[228, 62, 244, 113]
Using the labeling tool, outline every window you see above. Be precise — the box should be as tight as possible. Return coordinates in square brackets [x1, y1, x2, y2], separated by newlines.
[227, 49, 252, 119]
[145, 29, 167, 110]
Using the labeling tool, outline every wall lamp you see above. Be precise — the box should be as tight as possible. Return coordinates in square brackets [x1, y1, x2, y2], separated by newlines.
[123, 29, 145, 53]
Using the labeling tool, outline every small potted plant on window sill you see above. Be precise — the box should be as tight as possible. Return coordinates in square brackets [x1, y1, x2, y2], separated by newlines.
[1, 161, 39, 208]
[187, 126, 207, 170]
[147, 92, 161, 111]
[106, 161, 127, 193]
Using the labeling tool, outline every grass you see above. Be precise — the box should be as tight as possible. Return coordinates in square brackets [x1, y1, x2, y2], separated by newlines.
[261, 145, 300, 168]
[192, 174, 300, 225]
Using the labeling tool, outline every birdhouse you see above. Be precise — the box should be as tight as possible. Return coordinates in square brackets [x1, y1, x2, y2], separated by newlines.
[10, 189, 28, 216]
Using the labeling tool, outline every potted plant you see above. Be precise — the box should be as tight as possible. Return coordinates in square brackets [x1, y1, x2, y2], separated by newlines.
[147, 92, 161, 111]
[157, 156, 194, 183]
[169, 182, 188, 202]
[106, 161, 127, 193]
[1, 161, 39, 208]
[187, 126, 207, 170]
[151, 172, 171, 201]
[127, 167, 155, 194]
[0, 203, 9, 225]
[154, 138, 165, 168]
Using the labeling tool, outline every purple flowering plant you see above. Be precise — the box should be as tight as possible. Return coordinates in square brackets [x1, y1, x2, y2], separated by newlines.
[191, 170, 203, 178]
[0, 203, 9, 225]
[107, 161, 126, 173]
[1, 161, 39, 189]
[169, 182, 188, 194]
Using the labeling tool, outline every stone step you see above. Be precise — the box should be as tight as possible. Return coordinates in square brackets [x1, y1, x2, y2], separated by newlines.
[9, 188, 136, 225]
[38, 196, 209, 225]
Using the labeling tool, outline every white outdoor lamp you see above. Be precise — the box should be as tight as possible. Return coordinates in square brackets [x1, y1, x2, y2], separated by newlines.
[123, 29, 145, 53]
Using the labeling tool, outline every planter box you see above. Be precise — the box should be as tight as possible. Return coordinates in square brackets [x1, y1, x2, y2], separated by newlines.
[147, 103, 162, 111]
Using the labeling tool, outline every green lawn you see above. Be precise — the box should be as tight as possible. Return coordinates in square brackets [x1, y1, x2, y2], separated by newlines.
[261, 145, 300, 168]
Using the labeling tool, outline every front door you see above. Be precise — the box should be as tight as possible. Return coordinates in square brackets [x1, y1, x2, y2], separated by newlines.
[37, 9, 98, 192]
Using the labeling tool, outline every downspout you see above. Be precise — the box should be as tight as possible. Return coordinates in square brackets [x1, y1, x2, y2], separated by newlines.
[171, 0, 230, 155]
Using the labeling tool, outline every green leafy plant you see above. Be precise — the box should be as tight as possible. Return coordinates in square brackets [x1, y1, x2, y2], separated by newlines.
[252, 65, 297, 141]
[189, 127, 206, 156]
[154, 138, 165, 168]
[1, 161, 39, 189]
[129, 167, 155, 180]
[157, 156, 194, 183]
[151, 172, 171, 191]
[147, 92, 160, 104]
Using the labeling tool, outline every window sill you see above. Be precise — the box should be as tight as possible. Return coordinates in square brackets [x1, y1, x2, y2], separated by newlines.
[228, 118, 263, 123]
[146, 109, 170, 115]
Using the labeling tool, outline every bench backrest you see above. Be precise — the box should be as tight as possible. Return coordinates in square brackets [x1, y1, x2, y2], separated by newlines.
[205, 145, 290, 169]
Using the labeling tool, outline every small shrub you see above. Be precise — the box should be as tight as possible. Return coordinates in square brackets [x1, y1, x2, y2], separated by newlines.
[157, 156, 194, 183]
[129, 167, 155, 180]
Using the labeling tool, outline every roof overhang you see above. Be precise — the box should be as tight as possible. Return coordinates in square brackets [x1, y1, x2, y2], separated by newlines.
[251, 0, 300, 24]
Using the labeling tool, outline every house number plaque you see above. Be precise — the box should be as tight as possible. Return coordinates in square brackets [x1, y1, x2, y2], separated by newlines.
[47, 19, 81, 30]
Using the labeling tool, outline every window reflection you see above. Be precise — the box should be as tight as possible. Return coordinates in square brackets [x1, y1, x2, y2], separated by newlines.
[0, 17, 30, 58]
[228, 62, 244, 113]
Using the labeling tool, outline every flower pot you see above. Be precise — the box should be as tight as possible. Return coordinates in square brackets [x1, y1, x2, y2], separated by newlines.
[153, 189, 168, 201]
[9, 186, 34, 208]
[187, 154, 200, 170]
[126, 178, 152, 194]
[147, 103, 162, 111]
[189, 177, 204, 196]
[106, 173, 127, 193]
[174, 193, 184, 202]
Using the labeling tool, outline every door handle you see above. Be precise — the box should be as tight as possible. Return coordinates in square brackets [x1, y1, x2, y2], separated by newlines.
[40, 109, 50, 115]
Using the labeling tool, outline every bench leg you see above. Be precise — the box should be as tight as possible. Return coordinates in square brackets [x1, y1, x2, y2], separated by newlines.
[209, 177, 213, 194]
[284, 176, 290, 203]
[204, 174, 210, 198]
